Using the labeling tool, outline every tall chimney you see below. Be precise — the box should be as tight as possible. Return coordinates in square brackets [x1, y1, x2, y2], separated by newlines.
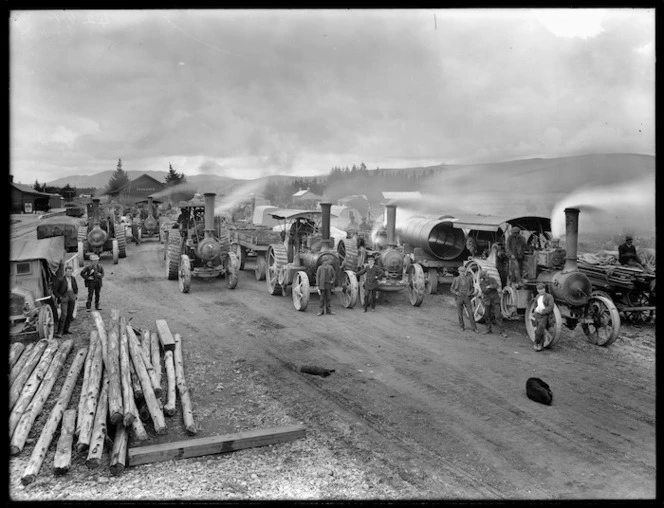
[204, 193, 216, 238]
[147, 196, 154, 215]
[320, 202, 332, 246]
[92, 198, 100, 223]
[386, 205, 396, 245]
[563, 207, 579, 272]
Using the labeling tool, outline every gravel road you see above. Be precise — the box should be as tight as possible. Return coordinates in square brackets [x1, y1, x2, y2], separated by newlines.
[9, 224, 656, 501]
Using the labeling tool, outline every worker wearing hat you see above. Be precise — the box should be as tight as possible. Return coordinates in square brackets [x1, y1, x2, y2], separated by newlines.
[505, 226, 527, 287]
[618, 234, 652, 273]
[479, 267, 507, 337]
[80, 254, 105, 311]
[533, 282, 554, 352]
[355, 253, 385, 312]
[450, 265, 478, 333]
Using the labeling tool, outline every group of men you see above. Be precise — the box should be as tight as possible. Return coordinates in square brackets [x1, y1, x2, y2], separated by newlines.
[53, 254, 105, 338]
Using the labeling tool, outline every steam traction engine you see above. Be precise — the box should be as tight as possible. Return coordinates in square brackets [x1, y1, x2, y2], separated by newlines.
[339, 204, 426, 307]
[461, 208, 621, 347]
[165, 193, 239, 293]
[137, 196, 161, 242]
[265, 203, 359, 311]
[77, 198, 127, 265]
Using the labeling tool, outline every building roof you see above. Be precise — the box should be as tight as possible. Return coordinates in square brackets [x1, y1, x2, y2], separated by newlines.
[10, 236, 65, 274]
[292, 189, 322, 200]
[10, 182, 54, 197]
[107, 173, 166, 195]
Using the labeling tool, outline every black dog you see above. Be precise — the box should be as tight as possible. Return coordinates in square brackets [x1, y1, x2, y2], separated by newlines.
[526, 377, 552, 405]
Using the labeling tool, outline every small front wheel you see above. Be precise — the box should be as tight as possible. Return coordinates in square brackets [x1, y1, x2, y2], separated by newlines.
[179, 254, 191, 293]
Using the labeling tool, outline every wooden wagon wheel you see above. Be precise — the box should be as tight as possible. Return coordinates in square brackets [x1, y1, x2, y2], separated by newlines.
[621, 291, 654, 325]
[37, 305, 55, 340]
[292, 271, 310, 311]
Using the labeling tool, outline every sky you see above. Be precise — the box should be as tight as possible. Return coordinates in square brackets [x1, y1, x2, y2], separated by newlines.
[9, 8, 655, 185]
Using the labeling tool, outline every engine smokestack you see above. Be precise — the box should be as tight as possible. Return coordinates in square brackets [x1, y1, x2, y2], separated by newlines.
[204, 193, 216, 238]
[320, 202, 332, 247]
[564, 207, 580, 272]
[147, 196, 154, 215]
[92, 198, 100, 224]
[386, 205, 396, 245]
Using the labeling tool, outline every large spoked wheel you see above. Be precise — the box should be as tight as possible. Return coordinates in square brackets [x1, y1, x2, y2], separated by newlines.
[424, 269, 438, 295]
[621, 291, 654, 325]
[37, 305, 55, 340]
[292, 271, 310, 311]
[267, 245, 288, 295]
[582, 295, 621, 346]
[233, 243, 246, 271]
[77, 241, 85, 265]
[340, 270, 358, 308]
[525, 300, 563, 348]
[337, 239, 359, 271]
[179, 254, 191, 293]
[112, 240, 119, 264]
[226, 252, 239, 289]
[501, 286, 518, 319]
[407, 263, 425, 306]
[167, 232, 181, 280]
[255, 254, 267, 281]
[358, 274, 367, 307]
[115, 225, 127, 258]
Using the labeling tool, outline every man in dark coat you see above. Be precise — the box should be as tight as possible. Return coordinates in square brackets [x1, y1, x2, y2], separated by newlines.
[618, 235, 652, 273]
[355, 255, 385, 312]
[479, 268, 507, 337]
[450, 265, 478, 332]
[316, 257, 336, 316]
[505, 226, 527, 286]
[80, 254, 105, 311]
[533, 283, 555, 351]
[54, 265, 78, 337]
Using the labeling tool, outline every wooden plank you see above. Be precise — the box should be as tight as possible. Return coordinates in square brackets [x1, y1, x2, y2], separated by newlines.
[127, 424, 306, 466]
[154, 320, 175, 352]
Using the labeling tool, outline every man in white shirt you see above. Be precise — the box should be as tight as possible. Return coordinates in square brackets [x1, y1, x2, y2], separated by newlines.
[533, 282, 555, 351]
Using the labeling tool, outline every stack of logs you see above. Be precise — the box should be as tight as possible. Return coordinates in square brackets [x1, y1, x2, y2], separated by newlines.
[9, 312, 195, 485]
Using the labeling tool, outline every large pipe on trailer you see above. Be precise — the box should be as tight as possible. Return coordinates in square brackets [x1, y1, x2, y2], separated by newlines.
[398, 217, 467, 260]
[563, 207, 579, 272]
[385, 205, 396, 245]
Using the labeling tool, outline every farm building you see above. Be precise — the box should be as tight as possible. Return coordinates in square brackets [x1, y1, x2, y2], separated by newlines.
[292, 188, 322, 209]
[10, 179, 57, 214]
[105, 173, 168, 205]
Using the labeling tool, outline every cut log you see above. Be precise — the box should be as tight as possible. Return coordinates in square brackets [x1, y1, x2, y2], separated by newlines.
[128, 425, 306, 466]
[9, 342, 36, 384]
[141, 329, 153, 369]
[173, 333, 196, 435]
[150, 331, 162, 388]
[106, 318, 124, 425]
[54, 409, 77, 474]
[91, 310, 110, 369]
[126, 323, 167, 435]
[9, 339, 49, 390]
[119, 317, 137, 426]
[109, 423, 128, 476]
[10, 342, 26, 369]
[138, 401, 150, 422]
[163, 350, 177, 417]
[9, 339, 73, 439]
[76, 331, 99, 437]
[154, 319, 176, 352]
[129, 360, 143, 401]
[10, 338, 60, 413]
[86, 372, 109, 469]
[20, 347, 87, 484]
[129, 415, 149, 442]
[76, 336, 104, 453]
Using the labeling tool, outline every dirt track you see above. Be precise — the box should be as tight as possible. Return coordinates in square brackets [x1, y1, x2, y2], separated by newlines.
[91, 237, 656, 500]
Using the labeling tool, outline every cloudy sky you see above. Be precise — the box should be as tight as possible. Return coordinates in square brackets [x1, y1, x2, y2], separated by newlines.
[10, 8, 654, 184]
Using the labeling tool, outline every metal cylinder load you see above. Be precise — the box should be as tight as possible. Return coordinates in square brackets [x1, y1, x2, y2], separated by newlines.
[398, 217, 467, 260]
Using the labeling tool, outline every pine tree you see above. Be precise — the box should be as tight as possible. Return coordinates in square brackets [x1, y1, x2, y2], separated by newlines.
[33, 180, 43, 192]
[107, 158, 130, 193]
[165, 162, 187, 186]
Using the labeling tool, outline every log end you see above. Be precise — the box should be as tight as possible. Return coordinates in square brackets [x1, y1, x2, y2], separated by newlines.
[20, 474, 36, 486]
[110, 412, 124, 425]
[185, 426, 197, 436]
[9, 445, 21, 456]
[156, 426, 169, 436]
[85, 459, 100, 470]
[154, 389, 164, 399]
[123, 414, 137, 427]
[76, 443, 89, 454]
[53, 466, 70, 475]
[164, 407, 176, 417]
[109, 464, 125, 476]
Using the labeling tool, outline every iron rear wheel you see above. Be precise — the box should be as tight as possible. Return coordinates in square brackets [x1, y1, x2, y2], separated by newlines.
[407, 263, 425, 306]
[582, 295, 621, 346]
[267, 245, 288, 295]
[340, 270, 358, 308]
[292, 271, 310, 311]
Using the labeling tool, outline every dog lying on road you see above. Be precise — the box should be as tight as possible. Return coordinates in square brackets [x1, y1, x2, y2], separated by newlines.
[526, 377, 552, 405]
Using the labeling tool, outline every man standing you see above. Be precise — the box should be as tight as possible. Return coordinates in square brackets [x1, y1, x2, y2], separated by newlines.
[54, 265, 78, 337]
[505, 227, 527, 286]
[479, 268, 507, 337]
[618, 235, 652, 273]
[315, 257, 336, 316]
[533, 283, 555, 351]
[131, 212, 142, 245]
[355, 255, 385, 312]
[450, 265, 478, 333]
[80, 254, 105, 311]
